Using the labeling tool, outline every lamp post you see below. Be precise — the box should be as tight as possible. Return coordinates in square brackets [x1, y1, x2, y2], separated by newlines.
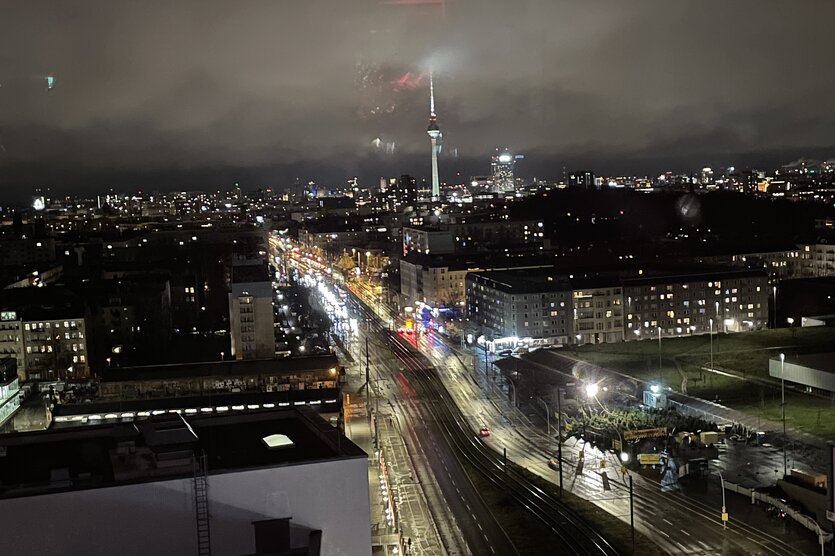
[780, 352, 787, 477]
[814, 520, 825, 556]
[773, 285, 777, 328]
[629, 474, 635, 554]
[657, 326, 662, 384]
[709, 318, 714, 372]
[719, 471, 728, 529]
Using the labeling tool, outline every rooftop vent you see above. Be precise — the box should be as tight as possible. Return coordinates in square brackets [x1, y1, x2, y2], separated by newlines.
[261, 434, 294, 450]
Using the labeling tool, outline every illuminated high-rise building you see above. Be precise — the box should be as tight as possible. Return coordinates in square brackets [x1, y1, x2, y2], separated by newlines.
[427, 72, 441, 199]
[491, 149, 516, 193]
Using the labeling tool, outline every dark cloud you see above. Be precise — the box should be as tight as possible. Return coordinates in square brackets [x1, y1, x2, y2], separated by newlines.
[1, 0, 834, 197]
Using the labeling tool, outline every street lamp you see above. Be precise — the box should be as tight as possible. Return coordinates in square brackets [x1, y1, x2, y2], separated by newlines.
[585, 383, 599, 398]
[718, 471, 728, 529]
[657, 326, 662, 383]
[709, 318, 714, 371]
[773, 285, 778, 328]
[780, 352, 787, 477]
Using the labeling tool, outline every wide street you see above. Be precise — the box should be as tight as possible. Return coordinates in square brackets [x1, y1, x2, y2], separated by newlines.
[274, 234, 825, 555]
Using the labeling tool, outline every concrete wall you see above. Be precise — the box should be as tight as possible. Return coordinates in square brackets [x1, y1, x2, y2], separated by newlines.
[0, 457, 371, 556]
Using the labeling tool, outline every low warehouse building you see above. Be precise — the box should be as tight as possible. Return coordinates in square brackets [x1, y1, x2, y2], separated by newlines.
[768, 353, 835, 393]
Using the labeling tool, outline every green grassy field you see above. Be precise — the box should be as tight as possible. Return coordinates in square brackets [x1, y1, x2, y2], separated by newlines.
[573, 327, 835, 437]
[733, 391, 835, 438]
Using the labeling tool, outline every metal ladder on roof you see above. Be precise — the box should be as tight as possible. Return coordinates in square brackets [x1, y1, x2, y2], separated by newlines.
[193, 453, 212, 556]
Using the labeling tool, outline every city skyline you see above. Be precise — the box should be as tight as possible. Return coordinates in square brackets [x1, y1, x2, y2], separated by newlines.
[4, 3, 835, 555]
[1, 1, 834, 197]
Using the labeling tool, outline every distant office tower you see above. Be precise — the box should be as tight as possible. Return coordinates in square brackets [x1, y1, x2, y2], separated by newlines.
[229, 261, 274, 360]
[491, 149, 516, 193]
[700, 167, 714, 185]
[569, 170, 595, 189]
[427, 72, 442, 199]
[397, 174, 418, 208]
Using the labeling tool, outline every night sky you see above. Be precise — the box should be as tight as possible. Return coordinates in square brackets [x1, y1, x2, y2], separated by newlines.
[1, 0, 834, 198]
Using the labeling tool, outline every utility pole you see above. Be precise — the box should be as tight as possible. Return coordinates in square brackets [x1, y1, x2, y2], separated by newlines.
[365, 337, 370, 386]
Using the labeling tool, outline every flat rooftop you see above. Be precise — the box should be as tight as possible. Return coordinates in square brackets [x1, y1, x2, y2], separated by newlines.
[772, 352, 835, 373]
[468, 265, 767, 294]
[100, 354, 340, 382]
[232, 263, 270, 284]
[468, 269, 571, 294]
[0, 408, 364, 500]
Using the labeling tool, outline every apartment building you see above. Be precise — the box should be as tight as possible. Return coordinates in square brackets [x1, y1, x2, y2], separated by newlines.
[400, 253, 483, 308]
[229, 262, 274, 360]
[623, 269, 769, 337]
[466, 266, 770, 350]
[801, 243, 835, 277]
[571, 279, 624, 344]
[0, 288, 90, 381]
[466, 270, 574, 349]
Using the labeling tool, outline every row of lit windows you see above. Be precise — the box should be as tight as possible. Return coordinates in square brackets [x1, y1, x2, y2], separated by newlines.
[26, 343, 84, 354]
[24, 321, 80, 331]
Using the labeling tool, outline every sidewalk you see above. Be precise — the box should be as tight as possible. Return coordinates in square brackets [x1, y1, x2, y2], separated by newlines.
[343, 390, 402, 556]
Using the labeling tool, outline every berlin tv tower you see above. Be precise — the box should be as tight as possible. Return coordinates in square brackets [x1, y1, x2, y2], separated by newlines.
[427, 70, 441, 200]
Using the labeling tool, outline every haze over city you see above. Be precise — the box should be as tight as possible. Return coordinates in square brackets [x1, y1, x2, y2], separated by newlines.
[1, 0, 835, 197]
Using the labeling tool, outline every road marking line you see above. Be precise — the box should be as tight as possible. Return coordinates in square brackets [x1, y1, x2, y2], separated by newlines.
[659, 530, 670, 538]
[680, 529, 690, 536]
[663, 518, 673, 526]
